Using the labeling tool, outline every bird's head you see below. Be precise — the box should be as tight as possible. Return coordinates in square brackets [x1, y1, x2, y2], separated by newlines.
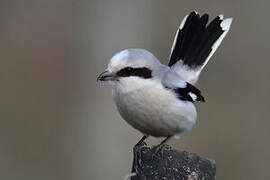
[97, 49, 161, 84]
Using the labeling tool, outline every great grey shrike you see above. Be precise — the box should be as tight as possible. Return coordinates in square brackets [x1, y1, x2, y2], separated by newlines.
[97, 11, 232, 146]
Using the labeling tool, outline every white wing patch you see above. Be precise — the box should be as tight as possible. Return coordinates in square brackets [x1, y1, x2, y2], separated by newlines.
[188, 92, 197, 101]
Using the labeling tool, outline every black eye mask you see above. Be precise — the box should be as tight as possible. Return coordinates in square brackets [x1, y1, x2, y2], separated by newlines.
[116, 67, 152, 79]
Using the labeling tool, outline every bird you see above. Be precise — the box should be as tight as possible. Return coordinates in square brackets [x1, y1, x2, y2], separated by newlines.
[97, 11, 232, 147]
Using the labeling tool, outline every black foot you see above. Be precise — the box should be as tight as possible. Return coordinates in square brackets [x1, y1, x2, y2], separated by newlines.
[132, 135, 149, 170]
[152, 136, 173, 157]
[135, 135, 149, 147]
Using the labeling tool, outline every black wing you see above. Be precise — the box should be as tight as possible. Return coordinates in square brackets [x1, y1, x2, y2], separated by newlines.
[165, 82, 205, 102]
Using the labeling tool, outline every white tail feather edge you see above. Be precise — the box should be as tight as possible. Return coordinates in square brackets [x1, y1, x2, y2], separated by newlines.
[199, 17, 233, 72]
[170, 16, 233, 85]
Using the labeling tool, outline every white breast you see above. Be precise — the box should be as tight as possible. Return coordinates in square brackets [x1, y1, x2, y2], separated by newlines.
[111, 77, 197, 137]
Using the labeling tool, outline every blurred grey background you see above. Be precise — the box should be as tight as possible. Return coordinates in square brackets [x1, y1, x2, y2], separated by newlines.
[0, 0, 269, 180]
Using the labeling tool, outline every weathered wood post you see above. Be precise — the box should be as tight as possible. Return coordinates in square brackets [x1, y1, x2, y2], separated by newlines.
[130, 143, 216, 180]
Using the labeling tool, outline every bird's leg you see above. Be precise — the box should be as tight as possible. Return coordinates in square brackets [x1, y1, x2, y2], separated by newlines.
[159, 135, 173, 145]
[153, 135, 173, 156]
[133, 135, 149, 169]
[135, 134, 149, 147]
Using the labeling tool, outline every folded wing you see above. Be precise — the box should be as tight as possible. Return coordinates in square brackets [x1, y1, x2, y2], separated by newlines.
[162, 71, 205, 102]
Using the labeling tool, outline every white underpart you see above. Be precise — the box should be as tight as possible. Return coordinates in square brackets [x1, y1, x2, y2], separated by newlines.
[171, 17, 233, 85]
[112, 76, 197, 137]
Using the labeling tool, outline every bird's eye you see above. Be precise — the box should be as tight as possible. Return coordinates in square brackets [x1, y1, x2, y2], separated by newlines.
[116, 67, 134, 77]
[116, 67, 152, 79]
[126, 67, 133, 72]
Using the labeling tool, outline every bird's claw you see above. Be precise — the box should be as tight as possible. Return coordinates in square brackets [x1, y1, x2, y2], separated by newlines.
[152, 143, 172, 159]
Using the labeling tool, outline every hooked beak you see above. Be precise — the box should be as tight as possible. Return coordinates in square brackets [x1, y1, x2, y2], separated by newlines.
[97, 70, 116, 82]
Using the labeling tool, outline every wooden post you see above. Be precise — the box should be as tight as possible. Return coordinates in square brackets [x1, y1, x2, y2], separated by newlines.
[130, 143, 216, 180]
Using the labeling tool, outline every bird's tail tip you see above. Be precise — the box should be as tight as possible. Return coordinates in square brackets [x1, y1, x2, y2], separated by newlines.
[168, 11, 233, 84]
[221, 17, 233, 31]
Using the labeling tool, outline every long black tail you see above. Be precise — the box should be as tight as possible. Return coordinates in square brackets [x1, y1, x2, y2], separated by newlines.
[168, 11, 232, 69]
